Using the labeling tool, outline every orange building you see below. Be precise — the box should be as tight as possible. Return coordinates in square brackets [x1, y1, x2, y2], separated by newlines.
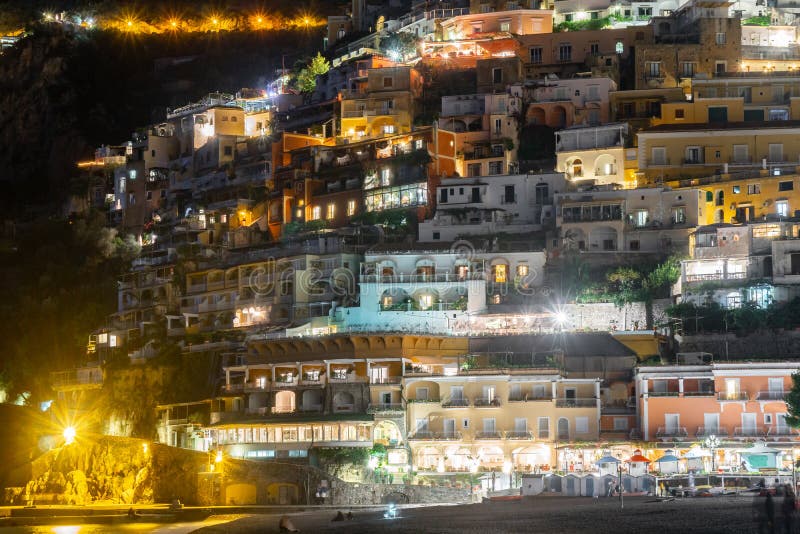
[636, 363, 800, 463]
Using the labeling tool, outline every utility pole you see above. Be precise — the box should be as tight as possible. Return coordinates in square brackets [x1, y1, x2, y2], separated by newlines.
[618, 463, 624, 509]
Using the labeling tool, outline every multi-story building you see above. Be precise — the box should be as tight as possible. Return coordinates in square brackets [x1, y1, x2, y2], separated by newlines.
[554, 186, 703, 255]
[517, 28, 636, 82]
[341, 247, 546, 332]
[339, 66, 423, 143]
[521, 77, 616, 129]
[555, 123, 633, 187]
[636, 121, 800, 183]
[676, 218, 800, 308]
[442, 8, 553, 38]
[434, 93, 521, 177]
[405, 353, 601, 476]
[418, 172, 565, 242]
[635, 363, 800, 459]
[633, 0, 741, 89]
[179, 241, 360, 333]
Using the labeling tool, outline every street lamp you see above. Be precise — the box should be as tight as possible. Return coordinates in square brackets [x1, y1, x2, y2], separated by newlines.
[704, 435, 720, 473]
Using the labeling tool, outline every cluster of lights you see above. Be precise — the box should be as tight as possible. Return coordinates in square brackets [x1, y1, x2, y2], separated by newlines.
[42, 10, 324, 35]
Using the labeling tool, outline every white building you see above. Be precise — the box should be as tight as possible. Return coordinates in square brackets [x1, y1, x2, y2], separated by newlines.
[418, 173, 566, 242]
[339, 247, 547, 332]
[556, 123, 628, 187]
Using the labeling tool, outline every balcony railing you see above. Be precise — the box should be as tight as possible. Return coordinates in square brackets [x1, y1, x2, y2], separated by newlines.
[683, 391, 716, 397]
[538, 430, 550, 439]
[442, 397, 470, 408]
[367, 403, 404, 413]
[371, 376, 402, 385]
[734, 426, 766, 437]
[409, 431, 435, 440]
[437, 431, 463, 440]
[649, 391, 681, 397]
[329, 375, 368, 384]
[509, 394, 553, 402]
[505, 430, 534, 440]
[757, 391, 786, 401]
[361, 272, 484, 283]
[474, 397, 502, 407]
[767, 426, 800, 437]
[718, 392, 749, 401]
[475, 431, 503, 440]
[656, 426, 689, 438]
[555, 398, 597, 408]
[695, 427, 729, 438]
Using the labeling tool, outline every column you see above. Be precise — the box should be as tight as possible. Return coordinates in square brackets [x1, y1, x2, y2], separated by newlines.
[678, 378, 684, 397]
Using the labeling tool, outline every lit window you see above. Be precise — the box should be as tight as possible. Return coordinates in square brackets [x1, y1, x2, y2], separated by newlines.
[777, 200, 789, 217]
[347, 200, 357, 216]
[312, 206, 321, 220]
[326, 203, 336, 219]
[109, 335, 118, 348]
[419, 294, 433, 310]
[383, 125, 395, 134]
[97, 333, 108, 344]
[517, 264, 529, 276]
[494, 264, 507, 283]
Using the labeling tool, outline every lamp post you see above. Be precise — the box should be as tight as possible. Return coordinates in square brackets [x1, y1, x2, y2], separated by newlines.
[617, 462, 624, 509]
[704, 435, 720, 473]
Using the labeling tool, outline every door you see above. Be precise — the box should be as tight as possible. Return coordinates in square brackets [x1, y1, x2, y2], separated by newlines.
[768, 378, 784, 399]
[483, 418, 496, 436]
[533, 384, 546, 399]
[665, 414, 680, 435]
[443, 418, 456, 438]
[514, 418, 527, 437]
[704, 413, 720, 434]
[278, 485, 290, 505]
[371, 367, 388, 384]
[510, 384, 522, 401]
[381, 392, 392, 405]
[565, 388, 576, 407]
[742, 413, 757, 436]
[725, 379, 740, 400]
[471, 187, 481, 203]
[557, 418, 570, 440]
[451, 386, 464, 400]
[538, 417, 550, 439]
[483, 385, 496, 403]
[416, 387, 429, 401]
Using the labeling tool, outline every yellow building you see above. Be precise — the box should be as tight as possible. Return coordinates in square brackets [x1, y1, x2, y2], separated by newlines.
[405, 355, 601, 476]
[637, 121, 800, 183]
[340, 66, 422, 142]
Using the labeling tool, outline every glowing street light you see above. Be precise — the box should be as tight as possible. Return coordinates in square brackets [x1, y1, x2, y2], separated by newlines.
[704, 434, 720, 472]
[215, 450, 223, 463]
[63, 426, 76, 445]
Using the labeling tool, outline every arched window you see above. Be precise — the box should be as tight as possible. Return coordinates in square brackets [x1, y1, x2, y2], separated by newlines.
[274, 391, 295, 414]
[571, 159, 583, 178]
[333, 391, 355, 412]
[716, 190, 724, 207]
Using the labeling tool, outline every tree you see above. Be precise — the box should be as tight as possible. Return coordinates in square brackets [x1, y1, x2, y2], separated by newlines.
[379, 32, 418, 60]
[784, 373, 800, 428]
[295, 52, 330, 93]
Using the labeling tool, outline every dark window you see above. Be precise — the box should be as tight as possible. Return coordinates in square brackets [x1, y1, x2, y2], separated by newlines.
[504, 185, 516, 203]
[708, 107, 728, 122]
[433, 232, 440, 240]
[151, 149, 156, 157]
[492, 68, 503, 84]
[224, 146, 233, 156]
[779, 181, 794, 191]
[675, 109, 685, 119]
[383, 77, 393, 88]
[630, 240, 640, 251]
[471, 187, 481, 203]
[440, 189, 448, 202]
[792, 253, 800, 275]
[603, 239, 615, 250]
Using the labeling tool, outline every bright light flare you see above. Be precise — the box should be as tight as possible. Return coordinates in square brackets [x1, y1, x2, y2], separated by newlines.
[215, 450, 223, 463]
[63, 426, 76, 445]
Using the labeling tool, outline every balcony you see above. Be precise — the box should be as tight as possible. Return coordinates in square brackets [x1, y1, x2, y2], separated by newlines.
[767, 427, 800, 438]
[273, 379, 298, 388]
[509, 394, 553, 402]
[367, 403, 405, 414]
[555, 398, 598, 408]
[685, 272, 747, 283]
[442, 397, 470, 408]
[328, 375, 368, 384]
[695, 427, 729, 438]
[682, 390, 716, 397]
[473, 397, 502, 408]
[648, 391, 681, 397]
[757, 391, 786, 401]
[408, 430, 463, 440]
[718, 392, 749, 402]
[539, 430, 550, 439]
[734, 426, 766, 438]
[436, 431, 462, 440]
[371, 376, 402, 385]
[655, 426, 689, 439]
[475, 431, 503, 440]
[361, 272, 484, 283]
[505, 430, 534, 440]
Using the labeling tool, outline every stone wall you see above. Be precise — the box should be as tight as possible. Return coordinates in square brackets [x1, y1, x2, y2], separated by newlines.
[676, 330, 800, 360]
[329, 481, 471, 505]
[561, 299, 671, 333]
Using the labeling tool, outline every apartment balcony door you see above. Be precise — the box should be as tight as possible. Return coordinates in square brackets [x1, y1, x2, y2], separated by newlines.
[416, 418, 429, 432]
[514, 418, 527, 432]
[416, 387, 429, 401]
[483, 385, 496, 402]
[725, 378, 740, 399]
[483, 418, 496, 434]
[665, 414, 680, 435]
[451, 386, 464, 401]
[443, 418, 456, 436]
[742, 413, 757, 434]
[533, 384, 546, 399]
[769, 378, 784, 397]
[371, 367, 388, 383]
[510, 384, 522, 400]
[777, 413, 789, 434]
[557, 418, 569, 440]
[704, 413, 720, 434]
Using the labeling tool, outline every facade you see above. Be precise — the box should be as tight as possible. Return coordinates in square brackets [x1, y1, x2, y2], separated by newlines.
[633, 0, 742, 89]
[406, 359, 600, 476]
[521, 77, 616, 129]
[339, 66, 423, 142]
[635, 363, 800, 455]
[342, 247, 546, 332]
[434, 93, 522, 178]
[556, 122, 630, 187]
[418, 173, 565, 242]
[554, 186, 703, 254]
[636, 122, 800, 183]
